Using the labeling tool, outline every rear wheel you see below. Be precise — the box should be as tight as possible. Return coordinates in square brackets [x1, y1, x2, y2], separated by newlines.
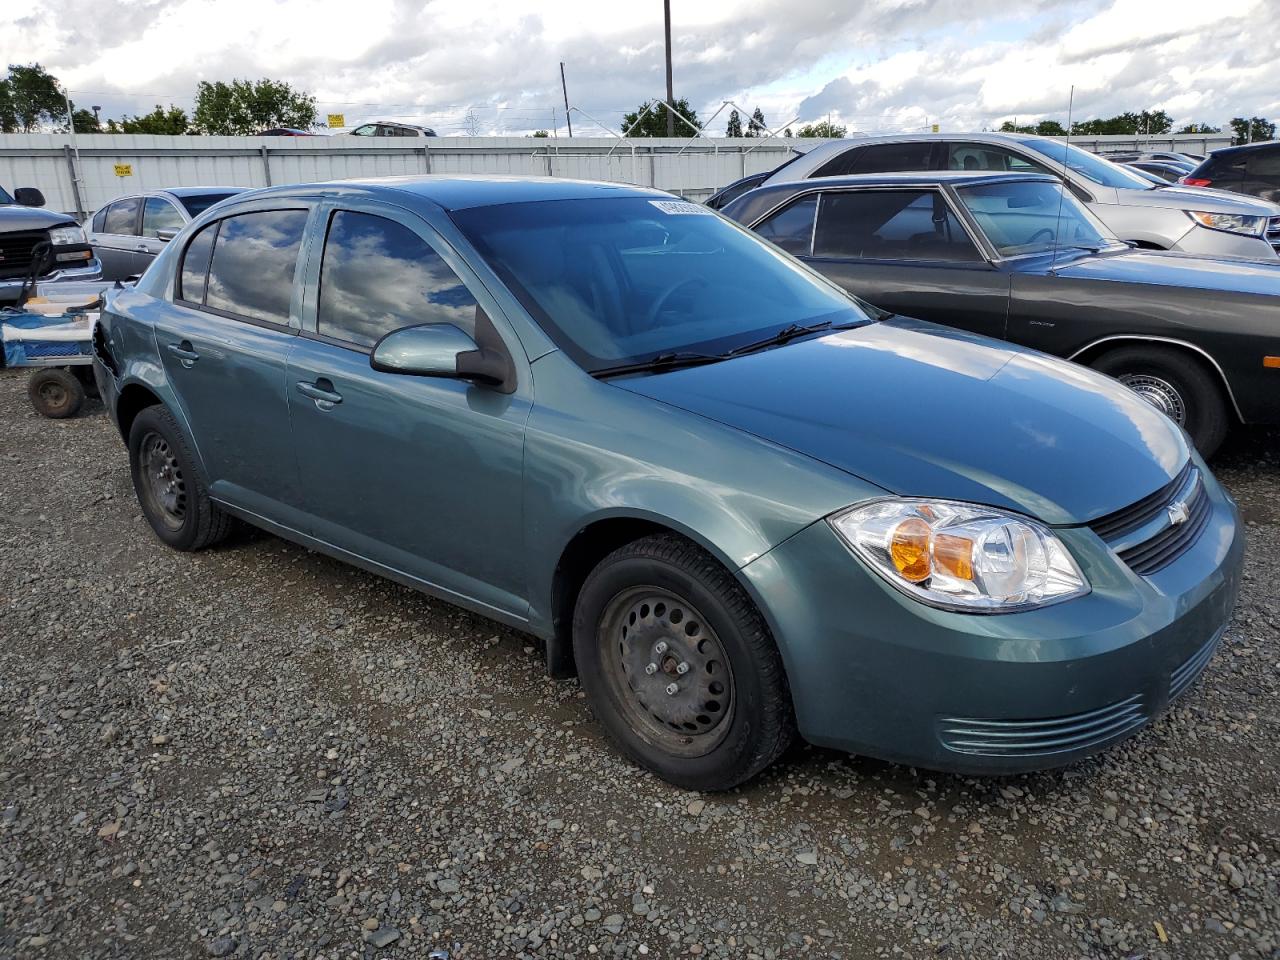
[1093, 345, 1229, 457]
[128, 405, 234, 551]
[573, 534, 795, 791]
[27, 368, 84, 419]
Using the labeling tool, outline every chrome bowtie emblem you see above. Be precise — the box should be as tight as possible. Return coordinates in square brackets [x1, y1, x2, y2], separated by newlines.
[1167, 501, 1190, 526]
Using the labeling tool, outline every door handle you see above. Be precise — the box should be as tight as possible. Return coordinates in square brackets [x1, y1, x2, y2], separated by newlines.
[135, 244, 150, 252]
[296, 379, 343, 410]
[166, 341, 199, 367]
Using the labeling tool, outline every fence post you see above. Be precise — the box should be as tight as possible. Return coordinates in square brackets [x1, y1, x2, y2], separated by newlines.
[260, 145, 272, 186]
[423, 143, 432, 174]
[62, 145, 86, 220]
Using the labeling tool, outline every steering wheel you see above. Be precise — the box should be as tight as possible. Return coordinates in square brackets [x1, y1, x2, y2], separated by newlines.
[646, 277, 708, 327]
[1029, 228, 1056, 243]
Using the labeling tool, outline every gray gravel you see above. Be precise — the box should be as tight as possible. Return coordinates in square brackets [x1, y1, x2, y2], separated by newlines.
[1, 367, 1278, 960]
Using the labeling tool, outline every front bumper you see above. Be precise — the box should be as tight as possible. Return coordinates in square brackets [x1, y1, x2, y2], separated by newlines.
[0, 258, 103, 301]
[742, 469, 1243, 774]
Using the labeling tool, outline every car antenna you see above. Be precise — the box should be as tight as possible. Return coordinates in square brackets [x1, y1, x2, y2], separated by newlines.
[1049, 85, 1075, 276]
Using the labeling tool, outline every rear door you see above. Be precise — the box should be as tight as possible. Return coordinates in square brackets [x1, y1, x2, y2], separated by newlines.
[286, 200, 531, 616]
[136, 196, 186, 274]
[93, 197, 142, 280]
[755, 187, 1011, 339]
[153, 203, 313, 524]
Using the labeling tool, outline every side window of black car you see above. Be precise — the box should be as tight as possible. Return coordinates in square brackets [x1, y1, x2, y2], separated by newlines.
[813, 190, 982, 262]
[753, 195, 818, 255]
[811, 147, 864, 178]
[1247, 149, 1280, 178]
[178, 221, 218, 303]
[317, 210, 478, 349]
[102, 197, 141, 236]
[204, 209, 309, 325]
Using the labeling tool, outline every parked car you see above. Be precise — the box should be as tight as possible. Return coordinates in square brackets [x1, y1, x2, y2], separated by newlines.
[724, 170, 1280, 456]
[89, 188, 246, 280]
[1125, 160, 1196, 183]
[756, 134, 1280, 258]
[705, 150, 806, 210]
[344, 121, 437, 138]
[257, 128, 316, 136]
[1104, 151, 1204, 165]
[92, 176, 1241, 789]
[0, 184, 100, 304]
[1182, 142, 1280, 205]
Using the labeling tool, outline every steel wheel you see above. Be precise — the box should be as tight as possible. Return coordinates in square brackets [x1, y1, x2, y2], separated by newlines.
[599, 586, 735, 758]
[1118, 373, 1186, 424]
[37, 379, 68, 409]
[138, 431, 187, 531]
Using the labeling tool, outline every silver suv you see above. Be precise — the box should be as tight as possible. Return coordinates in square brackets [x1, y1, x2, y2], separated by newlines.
[765, 133, 1280, 259]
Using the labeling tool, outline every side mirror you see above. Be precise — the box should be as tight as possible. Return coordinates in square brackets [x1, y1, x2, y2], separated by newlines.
[14, 187, 45, 207]
[370, 323, 512, 391]
[156, 228, 179, 242]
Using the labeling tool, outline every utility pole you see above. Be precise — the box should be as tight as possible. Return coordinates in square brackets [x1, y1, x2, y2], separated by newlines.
[664, 0, 674, 136]
[560, 62, 573, 137]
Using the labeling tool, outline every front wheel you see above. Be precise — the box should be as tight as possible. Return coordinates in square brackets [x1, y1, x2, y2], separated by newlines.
[573, 534, 795, 791]
[1092, 345, 1229, 458]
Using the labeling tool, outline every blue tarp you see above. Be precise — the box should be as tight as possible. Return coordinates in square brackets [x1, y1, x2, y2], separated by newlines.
[1, 310, 93, 367]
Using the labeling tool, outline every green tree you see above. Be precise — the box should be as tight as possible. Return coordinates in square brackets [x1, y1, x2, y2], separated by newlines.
[999, 119, 1067, 136]
[621, 98, 700, 137]
[1230, 116, 1275, 142]
[530, 129, 550, 138]
[796, 120, 846, 138]
[746, 107, 767, 137]
[725, 109, 742, 137]
[71, 107, 100, 133]
[1071, 109, 1172, 136]
[0, 64, 66, 132]
[192, 78, 316, 135]
[783, 127, 792, 138]
[1177, 122, 1221, 134]
[120, 104, 190, 135]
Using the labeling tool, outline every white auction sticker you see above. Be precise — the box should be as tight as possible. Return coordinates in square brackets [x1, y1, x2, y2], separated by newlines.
[648, 200, 713, 215]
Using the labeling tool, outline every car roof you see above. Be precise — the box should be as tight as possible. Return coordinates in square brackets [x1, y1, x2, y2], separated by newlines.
[768, 170, 1057, 189]
[1211, 140, 1280, 156]
[163, 187, 247, 198]
[255, 174, 672, 211]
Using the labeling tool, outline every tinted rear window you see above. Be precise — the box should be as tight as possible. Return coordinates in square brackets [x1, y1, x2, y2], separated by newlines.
[850, 142, 934, 175]
[178, 193, 238, 217]
[204, 209, 308, 324]
[179, 221, 217, 302]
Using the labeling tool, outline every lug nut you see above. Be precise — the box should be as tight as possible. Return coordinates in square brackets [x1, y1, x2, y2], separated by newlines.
[675, 661, 690, 675]
[654, 641, 668, 655]
[665, 682, 679, 696]
[644, 663, 658, 675]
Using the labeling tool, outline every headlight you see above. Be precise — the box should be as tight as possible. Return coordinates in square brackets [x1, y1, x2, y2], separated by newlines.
[48, 224, 87, 246]
[1186, 211, 1266, 237]
[829, 499, 1089, 612]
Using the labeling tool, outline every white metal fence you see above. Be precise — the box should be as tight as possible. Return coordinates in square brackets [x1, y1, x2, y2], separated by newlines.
[0, 132, 1236, 221]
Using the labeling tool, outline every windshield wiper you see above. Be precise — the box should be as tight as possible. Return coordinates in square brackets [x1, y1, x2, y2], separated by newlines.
[727, 319, 858, 358]
[591, 351, 727, 379]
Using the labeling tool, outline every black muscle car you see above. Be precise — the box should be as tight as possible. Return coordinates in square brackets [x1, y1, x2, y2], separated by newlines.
[723, 171, 1280, 456]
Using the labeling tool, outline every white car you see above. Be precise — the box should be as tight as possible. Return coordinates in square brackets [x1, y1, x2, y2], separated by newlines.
[760, 133, 1280, 260]
[342, 121, 437, 138]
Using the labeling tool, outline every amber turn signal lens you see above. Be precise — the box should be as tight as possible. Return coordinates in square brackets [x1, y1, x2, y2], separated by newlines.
[889, 517, 931, 582]
[933, 532, 975, 581]
[1264, 356, 1280, 369]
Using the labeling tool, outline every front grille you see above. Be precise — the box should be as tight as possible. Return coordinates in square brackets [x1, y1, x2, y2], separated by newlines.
[0, 229, 49, 279]
[1089, 463, 1210, 576]
[1267, 216, 1280, 254]
[939, 694, 1147, 758]
[1170, 629, 1223, 701]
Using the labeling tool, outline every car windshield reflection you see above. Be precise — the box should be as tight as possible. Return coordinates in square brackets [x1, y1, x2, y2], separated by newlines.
[956, 180, 1121, 258]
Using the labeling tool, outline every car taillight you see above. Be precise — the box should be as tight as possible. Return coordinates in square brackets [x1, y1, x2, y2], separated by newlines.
[1180, 177, 1212, 187]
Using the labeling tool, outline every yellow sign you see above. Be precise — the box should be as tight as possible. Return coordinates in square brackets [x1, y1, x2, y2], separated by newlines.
[327, 113, 345, 128]
[931, 124, 940, 133]
[113, 163, 133, 177]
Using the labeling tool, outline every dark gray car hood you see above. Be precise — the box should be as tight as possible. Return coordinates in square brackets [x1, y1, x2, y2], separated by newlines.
[1053, 248, 1280, 296]
[616, 318, 1188, 526]
[0, 204, 75, 231]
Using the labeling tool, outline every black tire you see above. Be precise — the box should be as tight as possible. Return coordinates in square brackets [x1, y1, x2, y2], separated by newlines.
[128, 405, 234, 551]
[1093, 345, 1230, 458]
[572, 534, 795, 791]
[27, 368, 84, 419]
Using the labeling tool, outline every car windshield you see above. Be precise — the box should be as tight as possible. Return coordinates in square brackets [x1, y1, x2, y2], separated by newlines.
[956, 179, 1119, 258]
[178, 192, 239, 217]
[1019, 138, 1155, 190]
[451, 197, 869, 371]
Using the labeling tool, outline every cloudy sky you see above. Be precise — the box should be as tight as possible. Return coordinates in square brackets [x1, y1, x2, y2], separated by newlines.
[4, 0, 1276, 136]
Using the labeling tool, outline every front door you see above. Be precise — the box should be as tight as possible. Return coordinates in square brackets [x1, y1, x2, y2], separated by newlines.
[286, 203, 531, 618]
[153, 205, 313, 524]
[93, 197, 142, 280]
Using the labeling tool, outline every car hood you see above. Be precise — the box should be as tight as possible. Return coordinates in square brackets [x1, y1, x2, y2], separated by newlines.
[615, 318, 1187, 526]
[0, 204, 76, 230]
[1053, 248, 1280, 295]
[1119, 183, 1280, 215]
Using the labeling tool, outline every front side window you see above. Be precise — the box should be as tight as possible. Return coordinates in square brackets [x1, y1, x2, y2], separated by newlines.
[351, 124, 376, 137]
[204, 209, 308, 324]
[142, 197, 185, 238]
[813, 190, 981, 262]
[754, 195, 817, 255]
[956, 180, 1115, 257]
[102, 197, 141, 235]
[318, 210, 478, 348]
[91, 206, 108, 232]
[452, 197, 868, 371]
[946, 143, 1050, 175]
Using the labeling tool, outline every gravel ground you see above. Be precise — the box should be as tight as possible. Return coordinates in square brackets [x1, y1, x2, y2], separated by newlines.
[1, 367, 1278, 960]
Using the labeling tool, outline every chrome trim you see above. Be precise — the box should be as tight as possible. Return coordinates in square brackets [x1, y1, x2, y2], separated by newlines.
[1067, 334, 1244, 422]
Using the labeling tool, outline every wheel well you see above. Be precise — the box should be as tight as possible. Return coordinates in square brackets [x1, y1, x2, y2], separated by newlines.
[548, 518, 678, 679]
[115, 383, 162, 441]
[1074, 338, 1240, 422]
[1125, 239, 1166, 250]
